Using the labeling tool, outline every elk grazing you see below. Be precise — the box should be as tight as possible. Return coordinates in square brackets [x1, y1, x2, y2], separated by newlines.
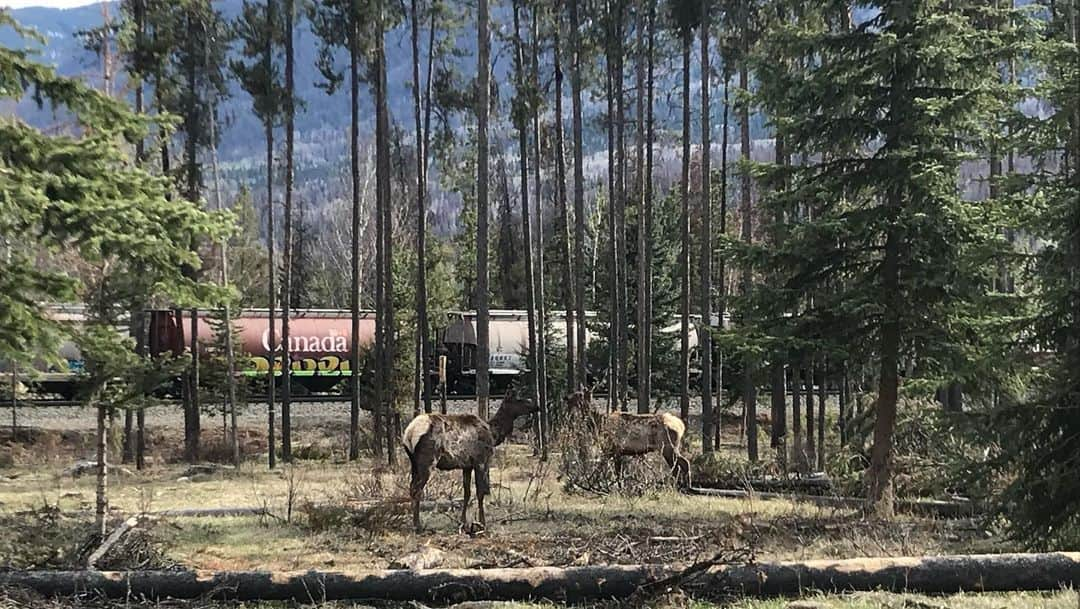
[402, 393, 539, 532]
[566, 389, 692, 489]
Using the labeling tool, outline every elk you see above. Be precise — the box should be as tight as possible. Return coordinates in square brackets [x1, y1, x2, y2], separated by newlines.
[402, 393, 538, 532]
[566, 389, 692, 489]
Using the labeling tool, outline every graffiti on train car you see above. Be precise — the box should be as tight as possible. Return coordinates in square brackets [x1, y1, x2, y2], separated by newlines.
[247, 354, 352, 376]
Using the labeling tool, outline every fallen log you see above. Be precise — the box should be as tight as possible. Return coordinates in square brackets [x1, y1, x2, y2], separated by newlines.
[705, 552, 1080, 596]
[0, 565, 673, 603]
[688, 487, 974, 518]
[3, 553, 1079, 602]
[151, 507, 270, 518]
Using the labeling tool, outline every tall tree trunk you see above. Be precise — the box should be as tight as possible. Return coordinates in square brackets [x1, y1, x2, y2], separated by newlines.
[867, 226, 901, 518]
[411, 0, 432, 416]
[376, 3, 396, 465]
[126, 1, 147, 466]
[699, 0, 713, 453]
[280, 0, 295, 464]
[208, 93, 239, 468]
[476, 0, 491, 419]
[739, 54, 756, 463]
[613, 0, 628, 413]
[605, 13, 617, 413]
[634, 0, 647, 414]
[678, 27, 691, 423]
[569, 0, 588, 390]
[530, 6, 549, 456]
[512, 0, 541, 449]
[348, 6, 362, 461]
[643, 0, 656, 414]
[182, 11, 201, 465]
[769, 64, 787, 459]
[554, 7, 575, 392]
[714, 71, 728, 450]
[264, 0, 277, 470]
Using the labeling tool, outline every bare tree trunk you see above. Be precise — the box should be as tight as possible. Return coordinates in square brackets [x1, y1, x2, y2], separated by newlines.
[476, 0, 491, 419]
[569, 0, 588, 390]
[699, 0, 713, 453]
[678, 28, 691, 423]
[739, 51, 756, 462]
[208, 91, 239, 468]
[95, 400, 108, 538]
[530, 6, 549, 456]
[634, 0, 647, 414]
[613, 0, 628, 413]
[643, 0, 656, 413]
[839, 364, 849, 446]
[554, 9, 575, 392]
[714, 71, 728, 450]
[791, 363, 802, 465]
[411, 0, 432, 417]
[816, 358, 826, 471]
[264, 0, 277, 470]
[376, 3, 396, 465]
[804, 356, 815, 468]
[512, 0, 541, 449]
[280, 0, 295, 464]
[605, 17, 617, 414]
[348, 6, 362, 460]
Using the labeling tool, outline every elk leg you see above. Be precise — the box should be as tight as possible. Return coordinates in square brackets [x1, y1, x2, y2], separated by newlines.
[614, 455, 624, 488]
[410, 457, 432, 532]
[475, 463, 490, 529]
[461, 468, 472, 528]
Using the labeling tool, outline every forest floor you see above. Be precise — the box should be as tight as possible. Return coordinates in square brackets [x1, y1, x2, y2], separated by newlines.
[0, 400, 1058, 608]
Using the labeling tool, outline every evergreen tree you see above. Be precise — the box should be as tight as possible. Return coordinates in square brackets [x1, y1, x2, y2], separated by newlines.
[751, 0, 1023, 515]
[0, 10, 230, 530]
[991, 0, 1079, 546]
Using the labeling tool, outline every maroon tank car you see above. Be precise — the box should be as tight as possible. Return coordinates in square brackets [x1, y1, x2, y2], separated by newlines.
[149, 309, 375, 394]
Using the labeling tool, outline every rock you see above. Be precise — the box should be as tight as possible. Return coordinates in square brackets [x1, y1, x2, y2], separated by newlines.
[786, 602, 825, 609]
[390, 546, 447, 571]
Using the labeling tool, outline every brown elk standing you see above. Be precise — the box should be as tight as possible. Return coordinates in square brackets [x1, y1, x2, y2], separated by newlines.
[567, 389, 692, 489]
[402, 393, 538, 532]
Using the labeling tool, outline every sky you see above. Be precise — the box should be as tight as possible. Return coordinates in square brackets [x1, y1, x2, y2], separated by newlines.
[2, 0, 99, 8]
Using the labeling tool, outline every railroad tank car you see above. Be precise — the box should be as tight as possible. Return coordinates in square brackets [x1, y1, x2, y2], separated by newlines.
[148, 308, 376, 394]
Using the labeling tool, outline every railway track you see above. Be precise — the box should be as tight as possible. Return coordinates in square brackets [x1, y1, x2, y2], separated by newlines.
[9, 394, 359, 408]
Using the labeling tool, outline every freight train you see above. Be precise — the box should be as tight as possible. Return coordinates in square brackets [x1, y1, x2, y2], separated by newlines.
[3, 305, 720, 399]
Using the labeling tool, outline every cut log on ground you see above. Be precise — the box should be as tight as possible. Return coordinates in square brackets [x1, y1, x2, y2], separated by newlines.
[152, 507, 270, 518]
[86, 515, 149, 568]
[3, 553, 1079, 602]
[688, 486, 974, 518]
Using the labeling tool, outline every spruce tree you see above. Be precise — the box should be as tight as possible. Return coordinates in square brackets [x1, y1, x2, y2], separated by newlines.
[752, 0, 1023, 515]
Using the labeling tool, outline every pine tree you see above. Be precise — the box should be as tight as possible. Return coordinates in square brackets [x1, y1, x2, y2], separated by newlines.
[231, 0, 285, 468]
[308, 0, 370, 459]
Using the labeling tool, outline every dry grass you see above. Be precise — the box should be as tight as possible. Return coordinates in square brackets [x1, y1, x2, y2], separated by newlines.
[0, 411, 1015, 575]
